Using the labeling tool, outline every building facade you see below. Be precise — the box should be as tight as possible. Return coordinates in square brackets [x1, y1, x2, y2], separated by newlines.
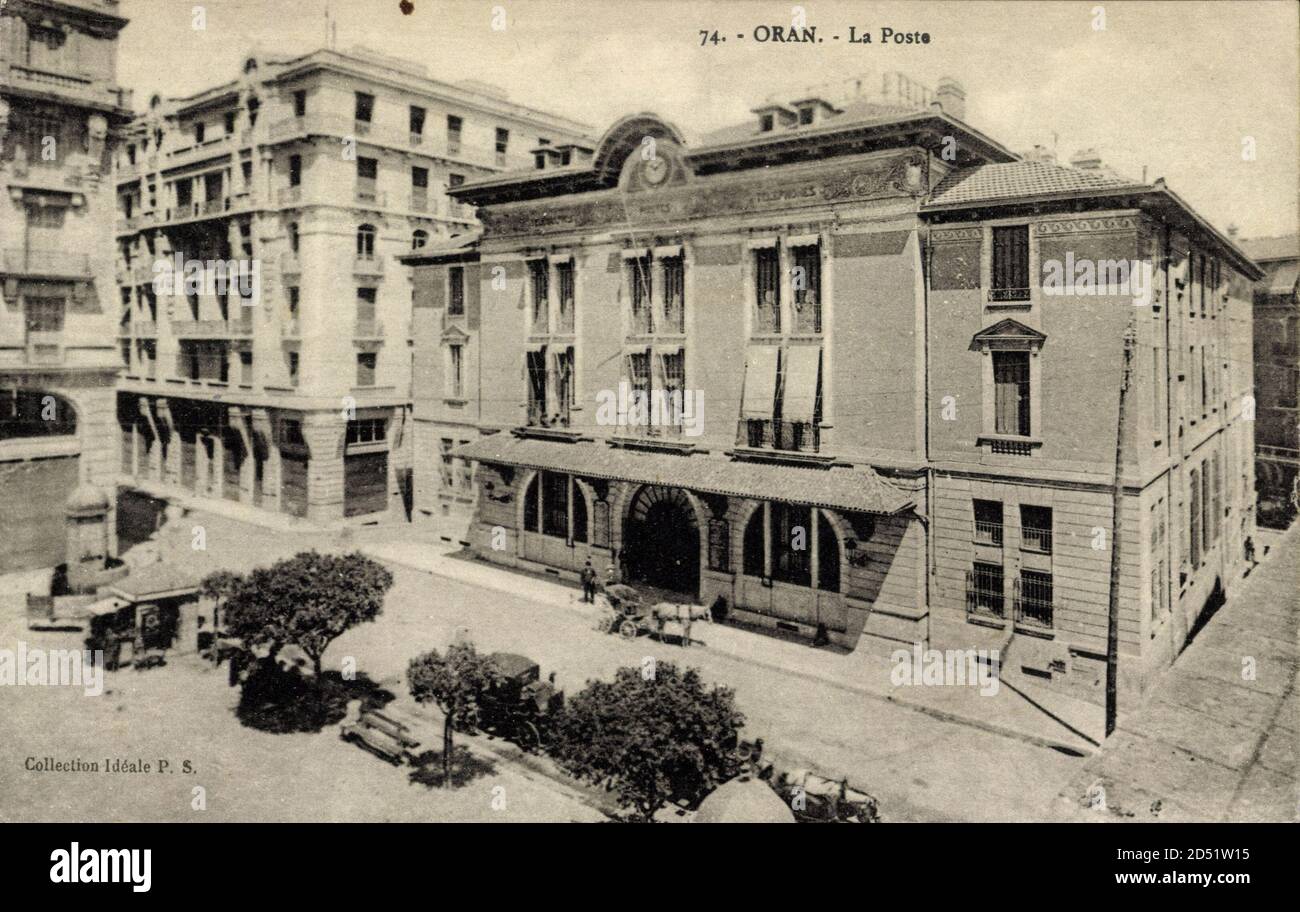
[0, 0, 131, 572]
[112, 46, 586, 524]
[408, 78, 1260, 702]
[1240, 234, 1298, 527]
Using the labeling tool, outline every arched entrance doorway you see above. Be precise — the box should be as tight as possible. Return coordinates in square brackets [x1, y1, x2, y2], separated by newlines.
[623, 485, 699, 597]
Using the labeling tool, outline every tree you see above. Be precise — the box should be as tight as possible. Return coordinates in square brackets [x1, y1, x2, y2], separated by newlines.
[408, 643, 497, 785]
[551, 662, 743, 821]
[199, 569, 241, 629]
[222, 551, 392, 676]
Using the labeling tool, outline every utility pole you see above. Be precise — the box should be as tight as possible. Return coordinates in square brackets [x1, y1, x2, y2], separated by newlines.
[1106, 317, 1138, 737]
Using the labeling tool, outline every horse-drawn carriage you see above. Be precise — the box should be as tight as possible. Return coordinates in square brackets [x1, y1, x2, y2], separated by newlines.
[464, 652, 565, 753]
[596, 584, 709, 646]
[773, 769, 881, 823]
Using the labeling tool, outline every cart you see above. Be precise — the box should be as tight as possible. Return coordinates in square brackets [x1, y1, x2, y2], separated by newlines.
[773, 769, 880, 823]
[596, 584, 707, 645]
[468, 652, 564, 753]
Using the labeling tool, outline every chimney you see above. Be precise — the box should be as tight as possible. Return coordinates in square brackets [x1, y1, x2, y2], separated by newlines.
[934, 77, 966, 121]
[1021, 144, 1057, 165]
[1070, 147, 1103, 170]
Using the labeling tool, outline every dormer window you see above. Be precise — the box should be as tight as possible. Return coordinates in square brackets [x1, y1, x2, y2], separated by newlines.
[798, 106, 815, 125]
[760, 113, 774, 132]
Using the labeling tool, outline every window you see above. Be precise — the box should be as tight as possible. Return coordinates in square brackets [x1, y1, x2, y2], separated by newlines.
[0, 390, 76, 440]
[552, 346, 574, 424]
[356, 156, 378, 187]
[448, 266, 465, 316]
[741, 504, 839, 591]
[969, 562, 1005, 619]
[224, 111, 236, 134]
[238, 350, 253, 385]
[760, 113, 774, 132]
[346, 417, 387, 445]
[1189, 466, 1201, 567]
[288, 221, 299, 253]
[438, 438, 455, 489]
[555, 260, 575, 332]
[446, 115, 462, 151]
[356, 287, 377, 324]
[992, 350, 1031, 436]
[293, 89, 307, 117]
[194, 121, 205, 144]
[991, 225, 1030, 301]
[288, 154, 301, 187]
[354, 92, 374, 123]
[411, 165, 429, 200]
[771, 503, 812, 586]
[411, 229, 428, 250]
[1020, 505, 1052, 553]
[662, 255, 685, 333]
[526, 348, 548, 425]
[447, 344, 464, 398]
[542, 470, 568, 537]
[628, 255, 653, 333]
[1016, 570, 1054, 628]
[286, 351, 299, 387]
[798, 106, 814, 125]
[528, 260, 549, 333]
[495, 127, 509, 165]
[754, 247, 781, 332]
[286, 286, 299, 323]
[24, 297, 65, 333]
[356, 224, 376, 258]
[973, 499, 1003, 546]
[1201, 461, 1212, 554]
[448, 173, 464, 188]
[356, 352, 377, 387]
[409, 105, 425, 138]
[792, 244, 821, 333]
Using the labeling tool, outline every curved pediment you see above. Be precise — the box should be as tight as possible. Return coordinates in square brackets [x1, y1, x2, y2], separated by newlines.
[592, 113, 689, 186]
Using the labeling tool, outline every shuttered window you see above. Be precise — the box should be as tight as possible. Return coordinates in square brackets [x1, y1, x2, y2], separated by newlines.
[992, 350, 1030, 436]
[991, 226, 1030, 300]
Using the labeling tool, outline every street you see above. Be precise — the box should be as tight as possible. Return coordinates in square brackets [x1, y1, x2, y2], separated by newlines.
[1, 502, 1093, 822]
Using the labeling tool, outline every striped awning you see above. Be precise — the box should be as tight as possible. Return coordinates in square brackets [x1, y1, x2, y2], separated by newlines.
[455, 433, 914, 516]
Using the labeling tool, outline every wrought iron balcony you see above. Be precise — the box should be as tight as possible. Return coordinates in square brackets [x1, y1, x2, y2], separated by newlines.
[989, 287, 1032, 303]
[171, 319, 253, 339]
[736, 419, 820, 453]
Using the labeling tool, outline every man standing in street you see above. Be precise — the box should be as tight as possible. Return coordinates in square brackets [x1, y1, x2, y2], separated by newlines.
[580, 559, 597, 603]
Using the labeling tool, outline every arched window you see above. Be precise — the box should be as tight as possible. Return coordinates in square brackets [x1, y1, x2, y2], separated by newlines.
[0, 389, 77, 440]
[522, 471, 586, 542]
[740, 502, 838, 591]
[356, 224, 376, 258]
[411, 229, 429, 250]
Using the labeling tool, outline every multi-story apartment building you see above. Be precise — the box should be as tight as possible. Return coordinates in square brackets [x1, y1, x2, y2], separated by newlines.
[0, 0, 131, 572]
[408, 75, 1262, 703]
[113, 46, 586, 524]
[1240, 234, 1298, 527]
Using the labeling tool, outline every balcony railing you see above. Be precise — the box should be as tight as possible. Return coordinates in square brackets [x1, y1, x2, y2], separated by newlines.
[989, 287, 1032, 303]
[354, 183, 386, 207]
[753, 301, 781, 334]
[1020, 525, 1053, 554]
[4, 64, 132, 111]
[736, 419, 820, 454]
[973, 519, 1003, 547]
[2, 248, 92, 278]
[172, 320, 253, 339]
[353, 319, 384, 339]
[792, 298, 822, 334]
[353, 255, 385, 277]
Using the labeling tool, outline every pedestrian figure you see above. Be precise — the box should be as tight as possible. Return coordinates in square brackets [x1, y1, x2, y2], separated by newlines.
[1244, 535, 1256, 567]
[580, 559, 597, 603]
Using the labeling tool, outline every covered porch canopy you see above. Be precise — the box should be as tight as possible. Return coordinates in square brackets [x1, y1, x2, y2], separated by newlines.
[455, 433, 914, 516]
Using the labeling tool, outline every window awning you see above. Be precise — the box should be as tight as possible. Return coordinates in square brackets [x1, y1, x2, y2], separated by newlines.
[454, 433, 914, 516]
[781, 345, 821, 423]
[741, 345, 779, 419]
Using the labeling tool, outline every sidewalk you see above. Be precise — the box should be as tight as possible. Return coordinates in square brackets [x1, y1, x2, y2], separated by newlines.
[1054, 523, 1300, 822]
[361, 540, 1104, 758]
